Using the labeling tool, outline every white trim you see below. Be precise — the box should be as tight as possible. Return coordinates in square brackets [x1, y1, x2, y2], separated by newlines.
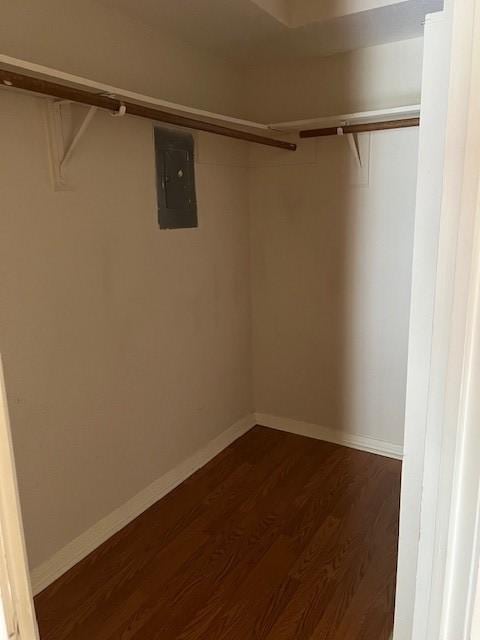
[0, 54, 422, 138]
[442, 181, 480, 638]
[0, 53, 269, 131]
[395, 1, 480, 638]
[423, 0, 480, 635]
[393, 11, 453, 639]
[30, 410, 402, 596]
[268, 104, 421, 131]
[30, 414, 255, 596]
[0, 356, 39, 639]
[255, 413, 403, 460]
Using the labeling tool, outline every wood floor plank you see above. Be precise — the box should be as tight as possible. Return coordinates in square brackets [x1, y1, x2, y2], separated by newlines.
[118, 434, 325, 639]
[262, 456, 398, 640]
[35, 426, 401, 640]
[40, 430, 294, 640]
[308, 480, 400, 639]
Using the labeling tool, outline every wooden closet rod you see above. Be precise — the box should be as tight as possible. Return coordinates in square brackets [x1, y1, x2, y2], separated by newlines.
[0, 69, 297, 151]
[300, 117, 420, 138]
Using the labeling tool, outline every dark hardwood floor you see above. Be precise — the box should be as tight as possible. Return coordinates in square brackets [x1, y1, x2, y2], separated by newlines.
[34, 426, 401, 639]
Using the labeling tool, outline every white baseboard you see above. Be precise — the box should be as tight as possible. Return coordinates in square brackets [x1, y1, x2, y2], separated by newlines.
[31, 412, 402, 595]
[30, 413, 256, 596]
[255, 413, 403, 460]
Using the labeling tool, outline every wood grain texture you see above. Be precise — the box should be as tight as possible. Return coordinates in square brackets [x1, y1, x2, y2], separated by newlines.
[34, 426, 401, 639]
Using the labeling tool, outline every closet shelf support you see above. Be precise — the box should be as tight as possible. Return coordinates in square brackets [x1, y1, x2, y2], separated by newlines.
[347, 132, 362, 168]
[46, 100, 98, 190]
[336, 125, 364, 168]
[60, 105, 97, 172]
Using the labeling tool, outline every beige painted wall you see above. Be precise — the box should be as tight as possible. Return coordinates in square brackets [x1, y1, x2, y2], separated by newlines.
[0, 89, 252, 569]
[0, 3, 423, 574]
[245, 38, 422, 445]
[0, 0, 244, 115]
[244, 38, 424, 122]
[249, 128, 419, 445]
[0, 0, 252, 572]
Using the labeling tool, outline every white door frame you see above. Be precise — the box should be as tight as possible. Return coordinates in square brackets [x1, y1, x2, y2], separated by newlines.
[0, 356, 39, 639]
[433, 0, 480, 632]
[394, 0, 480, 637]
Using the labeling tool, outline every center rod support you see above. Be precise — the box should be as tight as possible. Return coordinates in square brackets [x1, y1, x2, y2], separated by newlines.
[0, 68, 297, 151]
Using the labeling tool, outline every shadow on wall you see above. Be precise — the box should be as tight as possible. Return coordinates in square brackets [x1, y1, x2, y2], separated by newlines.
[249, 116, 419, 450]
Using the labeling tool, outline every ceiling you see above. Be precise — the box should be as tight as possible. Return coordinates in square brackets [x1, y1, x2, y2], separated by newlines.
[98, 0, 444, 65]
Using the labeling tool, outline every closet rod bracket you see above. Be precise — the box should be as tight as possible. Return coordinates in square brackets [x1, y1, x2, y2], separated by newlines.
[346, 132, 363, 168]
[45, 100, 97, 191]
[336, 121, 363, 168]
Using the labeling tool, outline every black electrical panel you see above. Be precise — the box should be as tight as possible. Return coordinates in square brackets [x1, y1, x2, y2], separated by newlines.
[154, 126, 198, 229]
